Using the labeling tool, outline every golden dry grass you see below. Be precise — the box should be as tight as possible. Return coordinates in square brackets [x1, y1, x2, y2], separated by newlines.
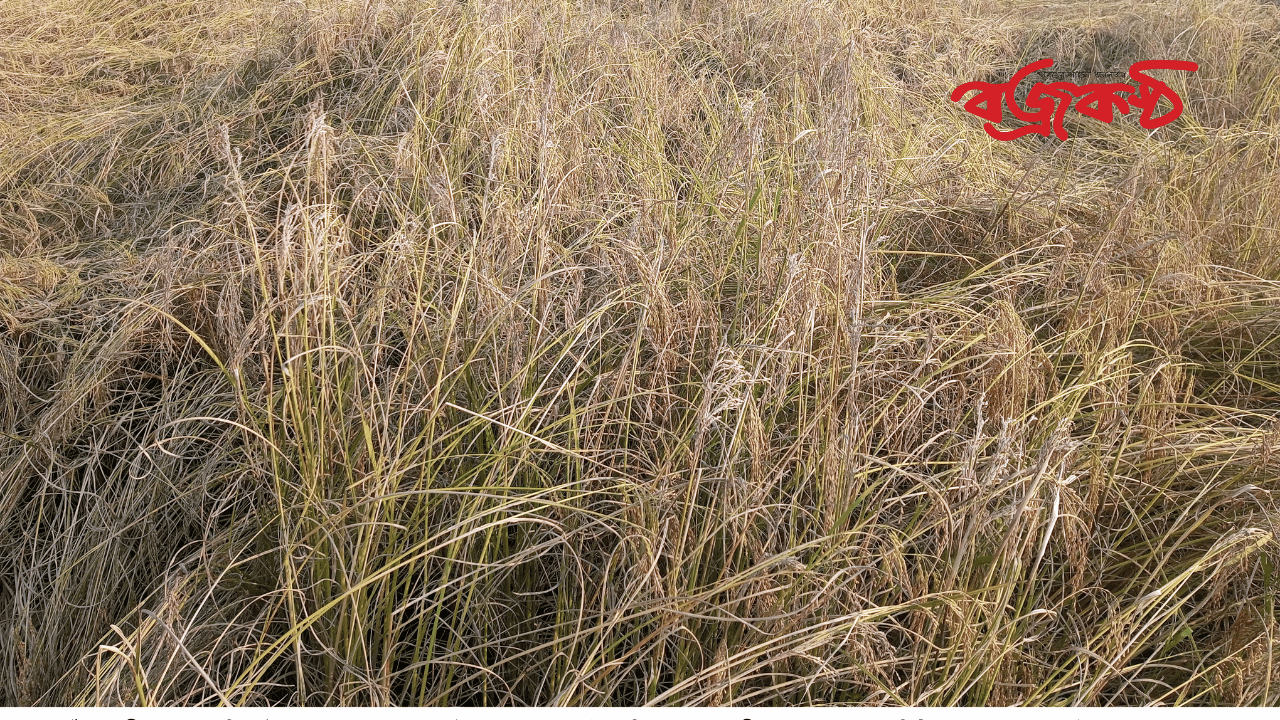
[2, 0, 1280, 707]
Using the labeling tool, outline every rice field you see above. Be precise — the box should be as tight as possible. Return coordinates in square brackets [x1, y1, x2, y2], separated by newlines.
[1, 0, 1280, 706]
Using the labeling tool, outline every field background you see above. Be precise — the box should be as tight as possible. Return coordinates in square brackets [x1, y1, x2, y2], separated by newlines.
[2, 0, 1280, 706]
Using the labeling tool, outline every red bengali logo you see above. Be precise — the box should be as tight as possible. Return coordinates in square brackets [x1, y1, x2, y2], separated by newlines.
[951, 59, 1198, 140]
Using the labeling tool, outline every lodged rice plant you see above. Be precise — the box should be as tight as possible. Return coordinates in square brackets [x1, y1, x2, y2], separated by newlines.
[1, 0, 1280, 706]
